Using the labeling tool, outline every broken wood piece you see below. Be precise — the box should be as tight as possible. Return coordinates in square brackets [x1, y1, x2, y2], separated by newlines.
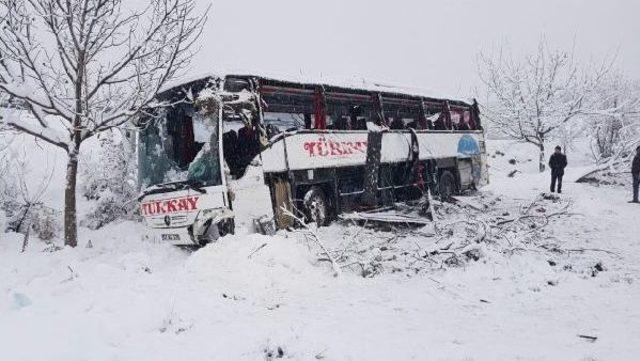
[339, 212, 431, 225]
[248, 242, 268, 259]
[577, 334, 598, 342]
[451, 196, 485, 211]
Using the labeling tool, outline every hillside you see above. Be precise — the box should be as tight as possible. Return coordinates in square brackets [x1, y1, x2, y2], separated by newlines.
[1, 135, 639, 360]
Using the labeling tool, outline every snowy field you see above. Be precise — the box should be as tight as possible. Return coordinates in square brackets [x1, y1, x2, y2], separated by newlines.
[1, 139, 639, 361]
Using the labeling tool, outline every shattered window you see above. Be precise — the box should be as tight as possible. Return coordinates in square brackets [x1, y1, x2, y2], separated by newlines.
[138, 104, 222, 189]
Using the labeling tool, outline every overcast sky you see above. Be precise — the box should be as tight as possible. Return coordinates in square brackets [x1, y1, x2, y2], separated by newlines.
[191, 0, 640, 99]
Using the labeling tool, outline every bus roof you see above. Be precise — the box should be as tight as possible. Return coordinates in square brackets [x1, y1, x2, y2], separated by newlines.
[158, 72, 474, 108]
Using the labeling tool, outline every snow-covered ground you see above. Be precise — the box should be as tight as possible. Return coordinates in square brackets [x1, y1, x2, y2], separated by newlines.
[1, 139, 639, 361]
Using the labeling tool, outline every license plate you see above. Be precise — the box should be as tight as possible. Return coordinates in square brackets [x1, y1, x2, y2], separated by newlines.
[161, 234, 180, 241]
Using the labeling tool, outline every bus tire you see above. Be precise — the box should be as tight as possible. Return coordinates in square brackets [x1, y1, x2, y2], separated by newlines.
[303, 186, 331, 227]
[200, 221, 220, 245]
[439, 170, 456, 202]
[199, 218, 234, 246]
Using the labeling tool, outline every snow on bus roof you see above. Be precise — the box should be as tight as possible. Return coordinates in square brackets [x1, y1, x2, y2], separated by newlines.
[159, 72, 222, 93]
[160, 69, 470, 104]
[239, 69, 464, 102]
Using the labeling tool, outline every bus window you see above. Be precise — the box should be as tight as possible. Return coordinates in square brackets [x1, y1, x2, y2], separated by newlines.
[389, 117, 404, 129]
[462, 110, 473, 130]
[326, 92, 373, 130]
[451, 110, 462, 130]
[334, 115, 349, 130]
[381, 96, 422, 130]
[459, 110, 472, 130]
[263, 112, 306, 132]
[261, 87, 314, 133]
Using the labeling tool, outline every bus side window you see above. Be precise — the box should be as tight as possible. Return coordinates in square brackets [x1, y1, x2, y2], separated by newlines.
[326, 95, 373, 131]
[382, 96, 422, 130]
[451, 110, 462, 130]
[423, 104, 441, 130]
[433, 113, 446, 130]
[260, 89, 314, 132]
[390, 117, 404, 129]
[460, 110, 472, 130]
[463, 110, 473, 130]
[334, 115, 348, 130]
[262, 112, 306, 132]
[350, 105, 367, 130]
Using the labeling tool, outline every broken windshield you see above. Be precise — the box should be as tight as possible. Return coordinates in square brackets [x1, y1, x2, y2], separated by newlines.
[138, 103, 222, 190]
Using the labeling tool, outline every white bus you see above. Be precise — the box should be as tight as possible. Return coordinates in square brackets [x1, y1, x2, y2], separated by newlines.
[136, 74, 488, 245]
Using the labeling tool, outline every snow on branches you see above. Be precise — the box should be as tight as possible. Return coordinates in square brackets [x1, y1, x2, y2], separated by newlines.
[586, 75, 640, 165]
[79, 130, 139, 229]
[0, 0, 207, 150]
[0, 0, 208, 246]
[478, 40, 615, 172]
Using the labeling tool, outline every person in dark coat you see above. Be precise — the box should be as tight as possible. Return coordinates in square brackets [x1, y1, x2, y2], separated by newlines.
[548, 145, 568, 193]
[631, 146, 640, 203]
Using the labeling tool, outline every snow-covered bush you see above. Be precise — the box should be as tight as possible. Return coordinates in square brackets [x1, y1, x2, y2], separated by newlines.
[3, 201, 61, 241]
[80, 130, 139, 229]
[587, 77, 640, 164]
[0, 139, 61, 241]
[1, 134, 17, 233]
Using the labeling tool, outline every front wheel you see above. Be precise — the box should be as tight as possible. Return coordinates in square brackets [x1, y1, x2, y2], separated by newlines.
[199, 218, 235, 246]
[303, 186, 331, 227]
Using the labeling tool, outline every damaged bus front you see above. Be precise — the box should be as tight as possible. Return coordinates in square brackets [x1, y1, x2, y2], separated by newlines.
[136, 77, 252, 245]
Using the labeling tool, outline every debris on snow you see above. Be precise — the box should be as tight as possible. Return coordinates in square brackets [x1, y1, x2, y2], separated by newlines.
[304, 192, 581, 277]
[578, 334, 598, 343]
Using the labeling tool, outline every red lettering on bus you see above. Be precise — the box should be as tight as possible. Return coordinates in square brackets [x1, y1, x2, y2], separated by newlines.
[186, 196, 199, 210]
[177, 199, 188, 211]
[303, 138, 368, 157]
[166, 199, 177, 212]
[140, 196, 201, 216]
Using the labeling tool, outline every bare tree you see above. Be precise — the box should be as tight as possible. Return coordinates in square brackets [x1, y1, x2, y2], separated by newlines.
[0, 0, 207, 246]
[478, 40, 612, 172]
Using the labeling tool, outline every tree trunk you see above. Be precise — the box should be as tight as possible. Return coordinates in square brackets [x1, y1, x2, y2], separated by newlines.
[64, 49, 85, 248]
[538, 142, 546, 172]
[64, 155, 79, 247]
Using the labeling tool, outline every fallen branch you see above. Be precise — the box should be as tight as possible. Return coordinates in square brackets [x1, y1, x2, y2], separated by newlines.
[577, 334, 598, 342]
[280, 207, 341, 277]
[566, 248, 621, 258]
[247, 243, 268, 259]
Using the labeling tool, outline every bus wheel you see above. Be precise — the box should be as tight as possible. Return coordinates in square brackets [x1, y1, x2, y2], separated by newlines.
[199, 218, 234, 246]
[439, 170, 456, 201]
[303, 186, 331, 227]
[200, 221, 220, 245]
